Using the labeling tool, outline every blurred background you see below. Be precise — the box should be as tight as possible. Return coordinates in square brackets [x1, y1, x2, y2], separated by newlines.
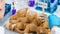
[0, 0, 60, 34]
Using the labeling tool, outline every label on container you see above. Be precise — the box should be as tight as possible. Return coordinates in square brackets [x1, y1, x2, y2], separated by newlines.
[37, 2, 48, 9]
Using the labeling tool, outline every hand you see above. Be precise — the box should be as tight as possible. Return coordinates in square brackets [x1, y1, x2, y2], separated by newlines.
[0, 0, 5, 20]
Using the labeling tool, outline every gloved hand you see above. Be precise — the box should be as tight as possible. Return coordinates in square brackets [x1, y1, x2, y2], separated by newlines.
[48, 14, 60, 29]
[4, 3, 11, 16]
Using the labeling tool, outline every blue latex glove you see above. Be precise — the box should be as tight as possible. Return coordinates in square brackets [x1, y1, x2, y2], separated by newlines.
[48, 14, 60, 29]
[4, 3, 11, 16]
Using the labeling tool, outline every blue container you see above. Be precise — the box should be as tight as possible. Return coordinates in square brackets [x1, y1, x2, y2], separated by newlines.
[35, 0, 58, 13]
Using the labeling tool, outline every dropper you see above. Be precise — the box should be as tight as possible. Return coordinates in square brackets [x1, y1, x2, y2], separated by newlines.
[12, 2, 16, 15]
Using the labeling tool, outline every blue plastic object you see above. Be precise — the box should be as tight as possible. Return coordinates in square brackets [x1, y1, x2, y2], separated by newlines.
[35, 0, 58, 13]
[4, 3, 11, 16]
[28, 0, 35, 7]
[12, 8, 16, 15]
[48, 14, 60, 29]
[58, 0, 60, 5]
[50, 0, 55, 3]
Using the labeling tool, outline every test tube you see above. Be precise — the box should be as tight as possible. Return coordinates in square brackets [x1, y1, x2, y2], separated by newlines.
[12, 2, 16, 15]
